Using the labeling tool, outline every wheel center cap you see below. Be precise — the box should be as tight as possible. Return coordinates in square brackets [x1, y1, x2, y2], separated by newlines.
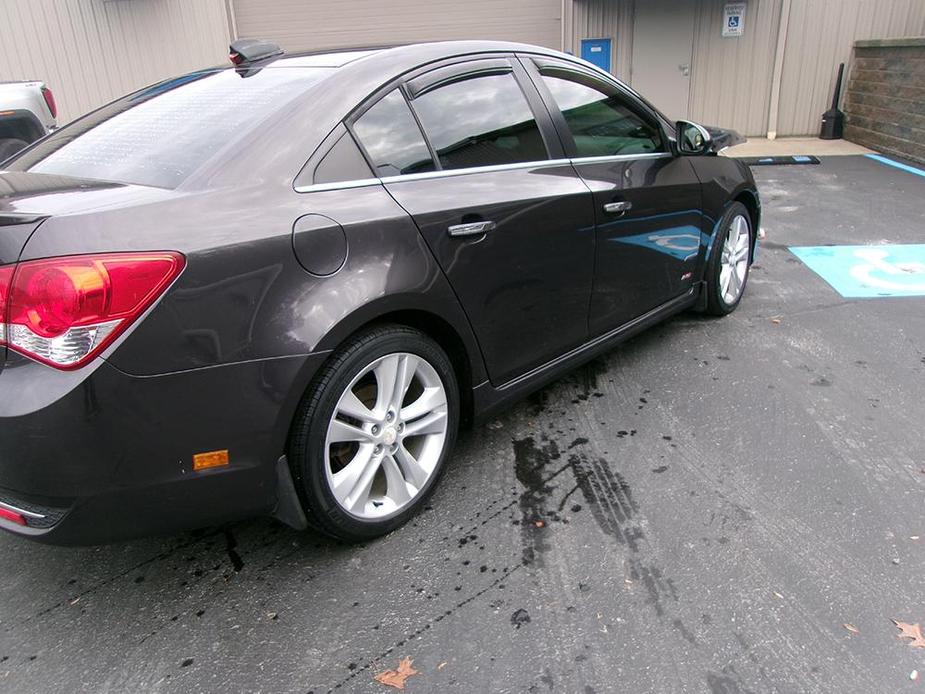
[382, 426, 397, 446]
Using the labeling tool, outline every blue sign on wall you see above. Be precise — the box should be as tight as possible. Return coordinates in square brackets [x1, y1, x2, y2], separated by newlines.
[790, 245, 925, 298]
[580, 38, 612, 72]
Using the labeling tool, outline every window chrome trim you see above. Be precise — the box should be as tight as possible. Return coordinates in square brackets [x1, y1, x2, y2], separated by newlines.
[294, 158, 573, 192]
[380, 158, 572, 183]
[294, 177, 382, 193]
[293, 152, 675, 193]
[569, 152, 673, 165]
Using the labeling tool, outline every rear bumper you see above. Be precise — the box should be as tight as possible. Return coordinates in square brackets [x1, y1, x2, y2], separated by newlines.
[0, 351, 327, 545]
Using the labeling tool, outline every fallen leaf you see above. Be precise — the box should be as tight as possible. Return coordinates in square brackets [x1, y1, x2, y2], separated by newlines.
[437, 662, 447, 671]
[843, 623, 859, 634]
[534, 520, 545, 528]
[374, 657, 419, 691]
[892, 620, 925, 648]
[771, 318, 781, 324]
[773, 591, 784, 599]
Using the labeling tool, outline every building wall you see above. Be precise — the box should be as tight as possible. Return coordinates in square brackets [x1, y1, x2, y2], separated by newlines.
[568, 0, 635, 82]
[844, 38, 925, 164]
[231, 0, 563, 53]
[688, 0, 782, 136]
[0, 0, 230, 124]
[776, 0, 925, 137]
[569, 0, 925, 137]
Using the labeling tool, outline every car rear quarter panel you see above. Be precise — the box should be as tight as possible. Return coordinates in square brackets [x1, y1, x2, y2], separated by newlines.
[18, 181, 485, 383]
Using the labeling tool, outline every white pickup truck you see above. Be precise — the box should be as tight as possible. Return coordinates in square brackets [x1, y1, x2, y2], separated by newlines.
[0, 80, 58, 162]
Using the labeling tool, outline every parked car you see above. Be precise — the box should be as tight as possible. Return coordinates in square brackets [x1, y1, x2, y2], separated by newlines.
[0, 40, 759, 545]
[0, 80, 57, 161]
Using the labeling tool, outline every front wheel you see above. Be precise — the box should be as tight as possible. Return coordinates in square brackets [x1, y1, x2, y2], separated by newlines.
[704, 202, 753, 316]
[288, 325, 458, 542]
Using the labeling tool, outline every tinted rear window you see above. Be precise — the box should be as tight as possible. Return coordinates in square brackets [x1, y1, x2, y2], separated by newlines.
[8, 68, 330, 189]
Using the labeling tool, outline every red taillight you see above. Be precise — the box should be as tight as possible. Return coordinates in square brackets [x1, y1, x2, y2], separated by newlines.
[229, 51, 244, 66]
[0, 506, 26, 526]
[0, 252, 185, 370]
[41, 86, 57, 120]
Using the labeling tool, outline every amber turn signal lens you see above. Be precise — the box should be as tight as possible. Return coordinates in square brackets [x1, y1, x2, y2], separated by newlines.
[193, 449, 229, 471]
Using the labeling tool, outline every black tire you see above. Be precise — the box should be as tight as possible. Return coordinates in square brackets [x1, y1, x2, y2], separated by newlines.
[704, 201, 753, 316]
[0, 138, 28, 163]
[288, 324, 459, 542]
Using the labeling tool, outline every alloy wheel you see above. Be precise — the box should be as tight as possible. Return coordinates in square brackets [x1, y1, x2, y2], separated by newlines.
[324, 352, 448, 519]
[719, 214, 750, 304]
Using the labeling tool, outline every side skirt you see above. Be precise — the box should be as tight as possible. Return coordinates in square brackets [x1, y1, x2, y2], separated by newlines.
[471, 288, 699, 422]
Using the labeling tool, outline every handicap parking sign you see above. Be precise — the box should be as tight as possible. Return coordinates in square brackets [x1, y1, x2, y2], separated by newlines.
[790, 245, 925, 298]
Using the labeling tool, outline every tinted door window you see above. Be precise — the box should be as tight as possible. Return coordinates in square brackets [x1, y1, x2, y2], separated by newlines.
[541, 72, 663, 157]
[412, 72, 548, 170]
[352, 90, 435, 177]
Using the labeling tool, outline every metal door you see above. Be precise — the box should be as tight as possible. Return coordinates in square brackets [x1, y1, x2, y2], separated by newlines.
[580, 38, 612, 73]
[631, 0, 695, 120]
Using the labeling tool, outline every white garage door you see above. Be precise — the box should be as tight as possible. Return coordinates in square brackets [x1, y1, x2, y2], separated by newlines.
[232, 0, 562, 53]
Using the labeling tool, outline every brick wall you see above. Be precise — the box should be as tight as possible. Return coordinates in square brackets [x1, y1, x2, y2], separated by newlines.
[844, 38, 925, 164]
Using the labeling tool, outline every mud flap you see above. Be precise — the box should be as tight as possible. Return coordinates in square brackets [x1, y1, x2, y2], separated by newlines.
[271, 455, 308, 530]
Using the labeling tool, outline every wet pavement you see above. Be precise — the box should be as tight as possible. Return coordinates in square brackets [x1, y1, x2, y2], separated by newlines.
[2, 155, 924, 693]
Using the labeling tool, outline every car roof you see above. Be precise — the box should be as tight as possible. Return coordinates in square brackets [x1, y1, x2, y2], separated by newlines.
[248, 40, 563, 70]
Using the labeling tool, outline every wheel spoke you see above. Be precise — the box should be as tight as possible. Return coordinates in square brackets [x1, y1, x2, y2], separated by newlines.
[391, 354, 419, 412]
[719, 265, 732, 297]
[727, 267, 741, 299]
[331, 443, 377, 510]
[401, 386, 447, 422]
[329, 418, 373, 443]
[403, 410, 447, 437]
[394, 444, 429, 488]
[381, 455, 412, 506]
[373, 355, 400, 415]
[337, 389, 377, 423]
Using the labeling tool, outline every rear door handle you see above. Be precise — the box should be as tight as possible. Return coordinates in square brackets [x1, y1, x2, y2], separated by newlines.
[603, 201, 632, 214]
[448, 220, 496, 237]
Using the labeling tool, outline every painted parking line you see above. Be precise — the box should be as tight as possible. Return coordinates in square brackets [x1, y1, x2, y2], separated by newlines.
[864, 154, 925, 179]
[789, 244, 925, 298]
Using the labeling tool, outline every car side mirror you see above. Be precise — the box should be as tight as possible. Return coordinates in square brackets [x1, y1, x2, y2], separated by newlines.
[676, 121, 713, 155]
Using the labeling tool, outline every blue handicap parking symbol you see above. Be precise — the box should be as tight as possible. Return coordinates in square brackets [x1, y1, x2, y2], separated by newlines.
[789, 244, 925, 298]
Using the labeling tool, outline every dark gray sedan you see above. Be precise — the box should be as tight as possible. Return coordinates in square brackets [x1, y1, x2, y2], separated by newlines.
[0, 40, 759, 544]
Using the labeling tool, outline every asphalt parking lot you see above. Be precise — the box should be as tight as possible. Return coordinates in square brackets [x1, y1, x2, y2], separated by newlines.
[2, 154, 924, 694]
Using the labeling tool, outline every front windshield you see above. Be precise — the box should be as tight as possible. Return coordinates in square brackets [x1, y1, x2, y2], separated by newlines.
[7, 67, 330, 189]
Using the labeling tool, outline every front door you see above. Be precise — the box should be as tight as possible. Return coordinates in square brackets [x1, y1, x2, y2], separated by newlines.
[526, 58, 702, 335]
[631, 0, 695, 120]
[350, 60, 596, 385]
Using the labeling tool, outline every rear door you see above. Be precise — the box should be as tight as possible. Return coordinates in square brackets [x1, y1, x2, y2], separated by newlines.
[351, 58, 596, 385]
[524, 57, 703, 336]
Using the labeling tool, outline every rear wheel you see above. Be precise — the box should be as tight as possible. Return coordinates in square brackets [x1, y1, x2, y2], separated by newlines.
[288, 325, 458, 541]
[704, 202, 752, 316]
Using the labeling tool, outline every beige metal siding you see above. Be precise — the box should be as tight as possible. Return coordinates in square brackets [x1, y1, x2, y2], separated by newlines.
[232, 0, 563, 53]
[0, 0, 230, 124]
[776, 0, 925, 136]
[689, 0, 782, 136]
[568, 0, 635, 81]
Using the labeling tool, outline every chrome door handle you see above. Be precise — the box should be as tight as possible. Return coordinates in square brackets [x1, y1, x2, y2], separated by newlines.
[448, 220, 495, 237]
[603, 201, 632, 214]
